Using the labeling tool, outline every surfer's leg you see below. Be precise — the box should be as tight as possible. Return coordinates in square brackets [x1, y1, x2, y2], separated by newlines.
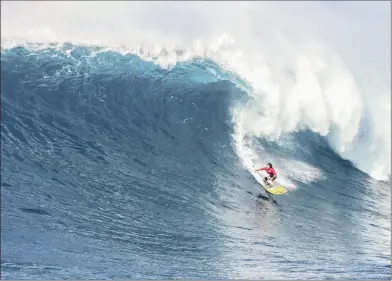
[264, 177, 272, 187]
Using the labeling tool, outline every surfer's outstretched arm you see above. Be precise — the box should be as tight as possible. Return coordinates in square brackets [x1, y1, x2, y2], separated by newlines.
[255, 167, 267, 172]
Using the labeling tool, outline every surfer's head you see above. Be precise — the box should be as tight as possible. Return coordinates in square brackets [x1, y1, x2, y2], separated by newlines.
[267, 163, 272, 168]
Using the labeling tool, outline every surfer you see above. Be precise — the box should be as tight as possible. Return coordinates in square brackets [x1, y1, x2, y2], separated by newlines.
[254, 163, 277, 185]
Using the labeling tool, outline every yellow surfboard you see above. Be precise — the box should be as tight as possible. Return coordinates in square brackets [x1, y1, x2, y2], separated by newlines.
[264, 185, 288, 195]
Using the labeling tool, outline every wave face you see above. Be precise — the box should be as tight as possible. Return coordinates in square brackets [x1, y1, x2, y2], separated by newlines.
[1, 44, 390, 279]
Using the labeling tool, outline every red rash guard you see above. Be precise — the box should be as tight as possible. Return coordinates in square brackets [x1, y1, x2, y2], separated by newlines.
[258, 167, 276, 178]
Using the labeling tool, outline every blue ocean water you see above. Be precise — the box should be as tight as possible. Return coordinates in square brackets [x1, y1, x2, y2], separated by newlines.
[1, 45, 390, 279]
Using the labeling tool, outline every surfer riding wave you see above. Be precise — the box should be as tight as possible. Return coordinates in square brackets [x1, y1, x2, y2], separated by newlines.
[254, 163, 277, 186]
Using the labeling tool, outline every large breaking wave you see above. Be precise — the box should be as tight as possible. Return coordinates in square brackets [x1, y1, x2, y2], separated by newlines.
[1, 2, 390, 279]
[2, 2, 389, 181]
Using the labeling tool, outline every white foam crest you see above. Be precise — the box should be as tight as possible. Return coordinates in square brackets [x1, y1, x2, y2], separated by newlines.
[1, 1, 390, 180]
[223, 44, 389, 181]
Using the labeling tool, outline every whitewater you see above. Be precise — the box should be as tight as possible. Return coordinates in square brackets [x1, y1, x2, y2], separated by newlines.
[1, 1, 391, 279]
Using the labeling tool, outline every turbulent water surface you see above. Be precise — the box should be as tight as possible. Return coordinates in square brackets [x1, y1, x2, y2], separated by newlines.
[1, 44, 390, 280]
